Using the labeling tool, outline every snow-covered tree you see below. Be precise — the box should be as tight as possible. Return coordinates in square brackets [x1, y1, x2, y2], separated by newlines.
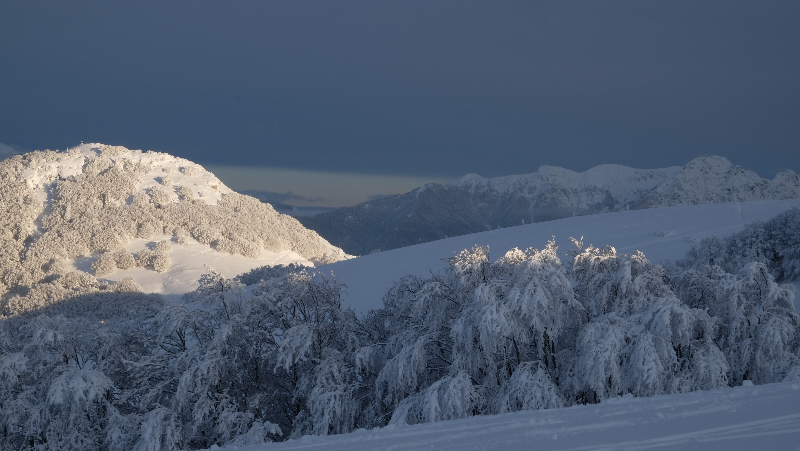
[669, 262, 799, 385]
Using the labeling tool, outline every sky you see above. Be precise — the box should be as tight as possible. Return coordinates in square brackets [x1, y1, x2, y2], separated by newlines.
[1, 1, 799, 207]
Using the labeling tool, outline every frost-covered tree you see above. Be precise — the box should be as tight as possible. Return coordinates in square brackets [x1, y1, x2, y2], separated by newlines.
[668, 262, 799, 385]
[364, 243, 583, 426]
[448, 243, 583, 414]
[130, 266, 364, 448]
[0, 290, 163, 451]
[565, 243, 727, 402]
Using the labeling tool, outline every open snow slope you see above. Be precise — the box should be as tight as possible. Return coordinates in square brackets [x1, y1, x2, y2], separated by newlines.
[69, 235, 315, 301]
[327, 199, 800, 315]
[225, 379, 800, 451]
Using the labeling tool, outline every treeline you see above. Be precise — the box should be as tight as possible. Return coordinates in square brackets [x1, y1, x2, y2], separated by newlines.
[1, 210, 798, 450]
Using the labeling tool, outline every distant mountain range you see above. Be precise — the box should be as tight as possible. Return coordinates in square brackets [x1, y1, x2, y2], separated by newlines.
[299, 156, 800, 255]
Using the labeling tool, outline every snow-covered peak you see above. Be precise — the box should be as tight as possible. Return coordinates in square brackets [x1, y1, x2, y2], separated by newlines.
[16, 143, 232, 206]
[0, 143, 349, 304]
[451, 173, 490, 190]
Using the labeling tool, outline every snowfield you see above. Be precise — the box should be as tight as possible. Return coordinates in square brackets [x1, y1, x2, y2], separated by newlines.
[68, 235, 315, 301]
[328, 199, 800, 315]
[222, 380, 800, 451]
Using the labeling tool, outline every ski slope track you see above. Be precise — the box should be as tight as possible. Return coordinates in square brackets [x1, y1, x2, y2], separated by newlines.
[223, 380, 800, 451]
[328, 199, 800, 315]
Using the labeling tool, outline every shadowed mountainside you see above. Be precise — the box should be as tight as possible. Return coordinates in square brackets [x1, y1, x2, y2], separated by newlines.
[300, 156, 800, 255]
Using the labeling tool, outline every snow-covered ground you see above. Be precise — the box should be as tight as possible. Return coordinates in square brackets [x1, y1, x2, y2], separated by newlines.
[222, 379, 800, 451]
[328, 199, 800, 315]
[68, 235, 314, 301]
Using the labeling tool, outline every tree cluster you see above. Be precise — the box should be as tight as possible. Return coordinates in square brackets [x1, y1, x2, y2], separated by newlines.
[679, 207, 800, 282]
[2, 231, 798, 449]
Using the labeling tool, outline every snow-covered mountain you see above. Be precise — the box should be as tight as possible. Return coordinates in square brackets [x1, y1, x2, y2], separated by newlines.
[0, 143, 348, 310]
[301, 156, 800, 255]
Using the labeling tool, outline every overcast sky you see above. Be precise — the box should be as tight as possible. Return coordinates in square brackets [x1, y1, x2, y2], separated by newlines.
[2, 1, 799, 206]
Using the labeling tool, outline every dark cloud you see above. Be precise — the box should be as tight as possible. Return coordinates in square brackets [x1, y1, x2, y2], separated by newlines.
[1, 1, 798, 178]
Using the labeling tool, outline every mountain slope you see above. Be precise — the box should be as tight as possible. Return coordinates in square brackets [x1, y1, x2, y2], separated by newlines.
[0, 143, 348, 312]
[301, 156, 800, 255]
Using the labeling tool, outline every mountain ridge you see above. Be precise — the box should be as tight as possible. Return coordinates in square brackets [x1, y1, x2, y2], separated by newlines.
[300, 156, 800, 255]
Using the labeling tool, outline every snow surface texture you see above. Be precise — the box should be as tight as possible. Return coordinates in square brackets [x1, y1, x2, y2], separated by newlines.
[301, 156, 800, 255]
[219, 380, 800, 451]
[0, 144, 348, 312]
[327, 199, 800, 315]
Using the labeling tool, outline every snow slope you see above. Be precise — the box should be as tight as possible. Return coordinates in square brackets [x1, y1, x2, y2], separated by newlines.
[225, 379, 800, 451]
[68, 235, 315, 301]
[327, 199, 800, 315]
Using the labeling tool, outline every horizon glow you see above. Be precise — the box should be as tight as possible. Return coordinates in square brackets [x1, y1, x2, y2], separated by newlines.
[204, 165, 454, 208]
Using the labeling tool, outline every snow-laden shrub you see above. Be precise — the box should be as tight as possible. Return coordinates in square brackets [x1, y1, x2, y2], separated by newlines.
[234, 263, 306, 286]
[175, 185, 195, 201]
[152, 253, 171, 273]
[136, 249, 156, 268]
[115, 250, 137, 270]
[93, 251, 119, 276]
[113, 277, 142, 293]
[489, 362, 563, 414]
[389, 371, 476, 426]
